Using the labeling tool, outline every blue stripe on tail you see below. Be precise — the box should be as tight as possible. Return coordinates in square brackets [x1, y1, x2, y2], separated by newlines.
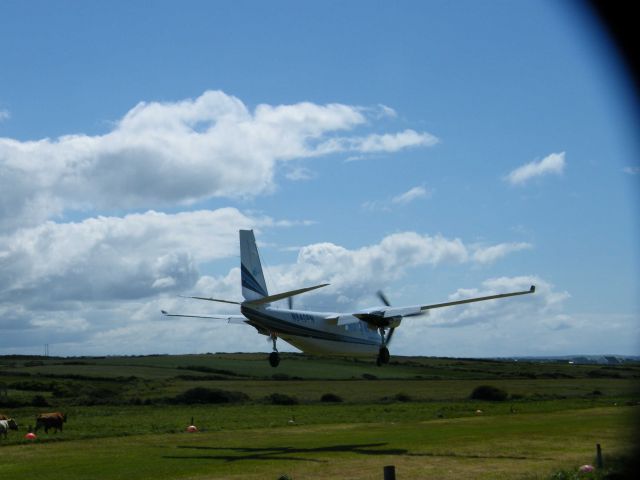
[239, 230, 270, 302]
[241, 263, 268, 297]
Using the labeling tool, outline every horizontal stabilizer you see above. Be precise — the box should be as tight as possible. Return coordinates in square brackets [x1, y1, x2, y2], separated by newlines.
[161, 310, 246, 324]
[179, 295, 241, 305]
[245, 283, 330, 305]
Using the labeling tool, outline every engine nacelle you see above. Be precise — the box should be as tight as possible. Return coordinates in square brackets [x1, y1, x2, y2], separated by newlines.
[387, 317, 402, 329]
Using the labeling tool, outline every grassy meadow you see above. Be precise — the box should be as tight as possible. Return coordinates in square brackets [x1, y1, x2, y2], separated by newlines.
[1, 353, 638, 479]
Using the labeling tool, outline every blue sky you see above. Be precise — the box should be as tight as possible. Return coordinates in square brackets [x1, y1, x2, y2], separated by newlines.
[0, 0, 638, 357]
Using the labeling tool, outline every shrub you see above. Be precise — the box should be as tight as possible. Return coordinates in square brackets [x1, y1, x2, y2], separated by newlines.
[394, 393, 412, 402]
[380, 393, 412, 403]
[24, 361, 44, 367]
[265, 393, 298, 405]
[178, 365, 245, 377]
[70, 385, 123, 405]
[31, 394, 50, 407]
[9, 380, 53, 392]
[0, 396, 28, 408]
[171, 387, 249, 405]
[51, 383, 76, 398]
[588, 369, 621, 379]
[320, 393, 343, 403]
[470, 385, 508, 401]
[174, 374, 228, 381]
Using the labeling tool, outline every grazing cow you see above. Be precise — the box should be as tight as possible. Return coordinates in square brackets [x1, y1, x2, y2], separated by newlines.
[35, 412, 67, 433]
[0, 419, 18, 438]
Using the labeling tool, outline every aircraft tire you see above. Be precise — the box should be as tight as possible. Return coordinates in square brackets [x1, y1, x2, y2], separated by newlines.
[269, 351, 280, 368]
[379, 347, 390, 364]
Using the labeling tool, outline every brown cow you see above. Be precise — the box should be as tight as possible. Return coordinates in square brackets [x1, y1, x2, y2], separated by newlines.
[0, 414, 9, 420]
[35, 412, 67, 433]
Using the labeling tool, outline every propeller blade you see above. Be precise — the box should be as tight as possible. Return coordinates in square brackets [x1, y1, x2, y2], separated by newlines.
[376, 290, 391, 307]
[376, 291, 395, 344]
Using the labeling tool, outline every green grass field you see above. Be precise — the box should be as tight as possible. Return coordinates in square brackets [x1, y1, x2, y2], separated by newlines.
[1, 354, 638, 479]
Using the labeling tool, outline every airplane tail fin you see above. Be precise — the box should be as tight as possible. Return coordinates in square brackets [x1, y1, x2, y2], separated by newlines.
[240, 230, 269, 302]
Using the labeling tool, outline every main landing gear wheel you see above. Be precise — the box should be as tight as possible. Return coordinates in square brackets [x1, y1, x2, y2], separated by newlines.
[269, 351, 280, 368]
[377, 346, 390, 366]
[268, 333, 280, 367]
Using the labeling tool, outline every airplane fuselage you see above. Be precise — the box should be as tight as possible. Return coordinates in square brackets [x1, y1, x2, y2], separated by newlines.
[241, 304, 382, 356]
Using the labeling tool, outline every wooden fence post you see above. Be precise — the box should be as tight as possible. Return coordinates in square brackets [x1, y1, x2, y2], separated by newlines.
[596, 443, 603, 469]
[383, 465, 396, 480]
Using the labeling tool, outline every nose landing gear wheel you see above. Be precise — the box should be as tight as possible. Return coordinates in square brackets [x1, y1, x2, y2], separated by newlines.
[269, 351, 280, 367]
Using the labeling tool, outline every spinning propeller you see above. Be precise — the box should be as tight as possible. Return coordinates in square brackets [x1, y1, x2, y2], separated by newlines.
[376, 290, 396, 343]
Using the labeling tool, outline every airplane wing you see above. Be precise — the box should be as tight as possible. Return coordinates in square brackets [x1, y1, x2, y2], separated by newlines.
[179, 284, 330, 306]
[337, 285, 536, 328]
[161, 310, 247, 324]
[417, 285, 535, 312]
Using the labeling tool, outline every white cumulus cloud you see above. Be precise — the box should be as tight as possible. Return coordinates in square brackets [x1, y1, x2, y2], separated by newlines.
[472, 242, 533, 264]
[285, 166, 315, 181]
[319, 129, 438, 156]
[0, 208, 262, 307]
[0, 91, 438, 232]
[505, 152, 566, 186]
[392, 185, 431, 205]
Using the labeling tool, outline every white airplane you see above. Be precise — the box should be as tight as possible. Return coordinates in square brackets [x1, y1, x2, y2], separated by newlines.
[162, 230, 535, 367]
